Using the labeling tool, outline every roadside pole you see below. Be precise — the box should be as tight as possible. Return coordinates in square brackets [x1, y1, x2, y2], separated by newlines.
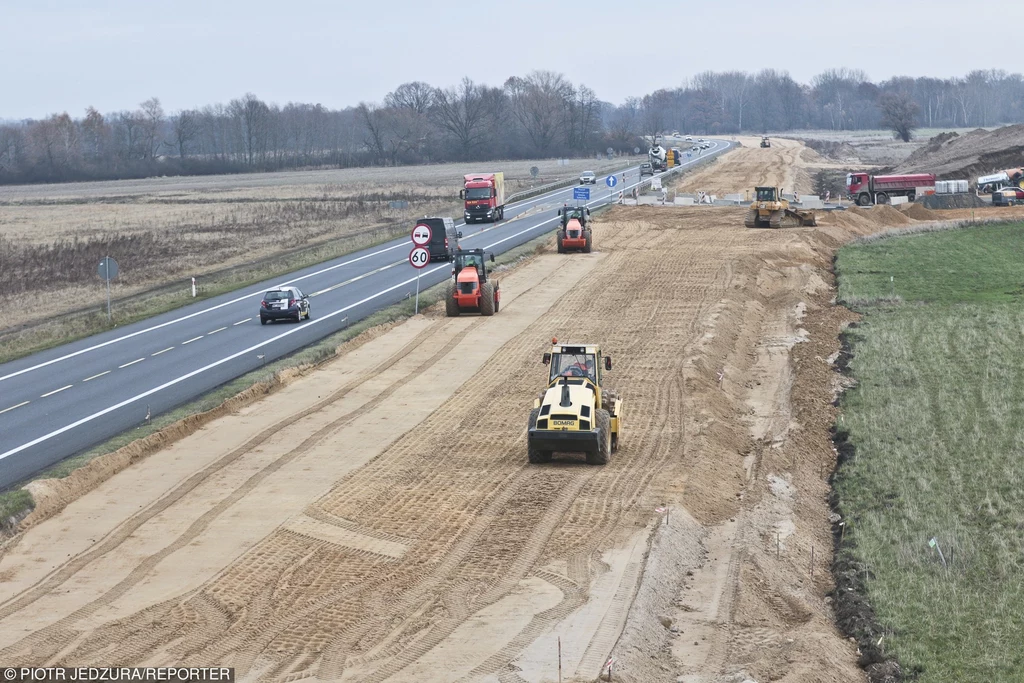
[410, 223, 432, 315]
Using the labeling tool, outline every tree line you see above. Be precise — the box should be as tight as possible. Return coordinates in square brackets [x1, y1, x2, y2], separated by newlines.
[2, 68, 1023, 184]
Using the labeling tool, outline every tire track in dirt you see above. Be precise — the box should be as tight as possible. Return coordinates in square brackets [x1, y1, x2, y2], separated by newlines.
[0, 319, 473, 662]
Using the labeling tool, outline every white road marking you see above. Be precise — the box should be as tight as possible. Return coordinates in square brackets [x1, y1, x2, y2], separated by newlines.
[233, 318, 251, 325]
[151, 347, 174, 356]
[182, 336, 203, 345]
[208, 327, 227, 335]
[41, 385, 73, 398]
[0, 169, 643, 386]
[118, 358, 145, 368]
[0, 147, 737, 463]
[82, 370, 110, 382]
[0, 401, 29, 415]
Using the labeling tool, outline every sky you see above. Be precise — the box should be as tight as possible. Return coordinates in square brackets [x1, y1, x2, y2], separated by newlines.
[1, 0, 1015, 120]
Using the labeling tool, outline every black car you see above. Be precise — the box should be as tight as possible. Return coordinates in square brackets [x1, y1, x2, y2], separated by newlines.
[260, 286, 311, 324]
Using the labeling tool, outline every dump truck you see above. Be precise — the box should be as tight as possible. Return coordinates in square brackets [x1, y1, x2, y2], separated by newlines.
[846, 172, 935, 205]
[445, 248, 499, 316]
[760, 136, 771, 148]
[744, 186, 817, 228]
[460, 172, 505, 223]
[527, 339, 622, 465]
[556, 206, 592, 253]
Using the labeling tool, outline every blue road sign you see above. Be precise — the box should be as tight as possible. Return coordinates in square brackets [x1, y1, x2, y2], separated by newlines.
[573, 187, 591, 201]
[605, 175, 618, 188]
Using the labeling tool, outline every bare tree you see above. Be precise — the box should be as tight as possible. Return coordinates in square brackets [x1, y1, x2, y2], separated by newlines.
[171, 110, 199, 159]
[385, 82, 435, 114]
[139, 97, 164, 158]
[879, 91, 919, 142]
[431, 77, 499, 157]
[229, 93, 271, 165]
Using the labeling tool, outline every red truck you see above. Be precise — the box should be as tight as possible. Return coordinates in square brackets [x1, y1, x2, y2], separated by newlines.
[460, 172, 506, 223]
[846, 172, 936, 206]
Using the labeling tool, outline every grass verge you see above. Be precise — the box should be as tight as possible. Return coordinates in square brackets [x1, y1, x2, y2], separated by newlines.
[832, 221, 1024, 682]
[0, 230, 556, 525]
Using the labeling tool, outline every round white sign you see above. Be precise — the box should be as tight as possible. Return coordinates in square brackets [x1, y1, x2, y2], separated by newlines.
[409, 246, 430, 269]
[411, 224, 432, 246]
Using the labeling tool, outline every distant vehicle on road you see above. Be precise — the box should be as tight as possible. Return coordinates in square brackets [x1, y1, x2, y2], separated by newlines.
[260, 286, 310, 324]
[698, 138, 705, 143]
[579, 171, 597, 185]
[418, 216, 462, 262]
[461, 172, 505, 223]
[701, 143, 710, 150]
[691, 145, 699, 152]
[685, 135, 692, 141]
[993, 186, 1024, 206]
[639, 162, 654, 177]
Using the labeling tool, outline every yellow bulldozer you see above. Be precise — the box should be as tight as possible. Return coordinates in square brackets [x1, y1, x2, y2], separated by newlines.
[527, 339, 621, 465]
[744, 186, 817, 228]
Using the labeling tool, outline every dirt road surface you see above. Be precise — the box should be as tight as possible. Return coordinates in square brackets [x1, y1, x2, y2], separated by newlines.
[7, 140, 1004, 682]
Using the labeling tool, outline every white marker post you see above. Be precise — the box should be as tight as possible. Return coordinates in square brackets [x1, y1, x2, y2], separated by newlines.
[192, 277, 197, 298]
[410, 224, 432, 314]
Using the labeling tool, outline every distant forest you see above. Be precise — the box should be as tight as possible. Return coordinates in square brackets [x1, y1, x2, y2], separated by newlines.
[2, 68, 1023, 184]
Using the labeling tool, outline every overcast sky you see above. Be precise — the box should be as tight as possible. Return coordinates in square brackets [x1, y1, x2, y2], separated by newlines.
[1, 0, 1012, 120]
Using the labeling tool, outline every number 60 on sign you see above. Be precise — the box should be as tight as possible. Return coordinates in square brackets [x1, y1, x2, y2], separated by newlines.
[409, 246, 430, 269]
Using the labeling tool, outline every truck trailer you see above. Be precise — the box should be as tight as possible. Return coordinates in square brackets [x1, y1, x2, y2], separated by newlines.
[846, 172, 936, 206]
[460, 173, 506, 223]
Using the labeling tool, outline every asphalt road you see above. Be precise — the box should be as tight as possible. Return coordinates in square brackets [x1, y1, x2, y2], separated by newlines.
[0, 140, 732, 487]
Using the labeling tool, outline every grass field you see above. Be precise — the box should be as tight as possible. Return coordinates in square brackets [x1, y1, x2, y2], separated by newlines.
[833, 221, 1024, 681]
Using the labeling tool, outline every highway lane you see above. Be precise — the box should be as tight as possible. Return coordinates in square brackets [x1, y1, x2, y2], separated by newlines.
[0, 140, 732, 487]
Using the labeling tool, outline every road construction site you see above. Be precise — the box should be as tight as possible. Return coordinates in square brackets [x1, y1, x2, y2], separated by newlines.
[5, 138, 1024, 682]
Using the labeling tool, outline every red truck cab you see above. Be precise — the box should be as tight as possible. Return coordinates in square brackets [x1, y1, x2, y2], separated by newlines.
[460, 172, 506, 223]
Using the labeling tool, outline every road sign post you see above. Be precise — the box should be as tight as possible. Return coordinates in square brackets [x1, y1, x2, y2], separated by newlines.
[605, 174, 617, 204]
[97, 256, 119, 321]
[408, 246, 430, 314]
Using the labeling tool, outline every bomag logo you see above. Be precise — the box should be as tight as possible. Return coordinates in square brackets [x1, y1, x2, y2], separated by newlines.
[552, 419, 575, 427]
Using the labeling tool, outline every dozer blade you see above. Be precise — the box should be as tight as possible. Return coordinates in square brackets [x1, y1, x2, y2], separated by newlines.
[768, 209, 816, 228]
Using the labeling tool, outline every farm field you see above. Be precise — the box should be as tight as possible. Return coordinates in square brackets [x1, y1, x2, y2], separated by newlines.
[833, 222, 1024, 681]
[0, 156, 628, 362]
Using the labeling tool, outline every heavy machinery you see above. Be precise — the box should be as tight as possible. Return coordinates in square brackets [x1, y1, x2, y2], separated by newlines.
[648, 144, 667, 172]
[556, 206, 592, 253]
[527, 339, 622, 465]
[744, 186, 817, 228]
[760, 136, 771, 148]
[445, 248, 499, 316]
[978, 168, 1024, 194]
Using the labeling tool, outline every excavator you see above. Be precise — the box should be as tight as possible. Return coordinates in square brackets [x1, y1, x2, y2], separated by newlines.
[745, 186, 817, 228]
[445, 248, 499, 316]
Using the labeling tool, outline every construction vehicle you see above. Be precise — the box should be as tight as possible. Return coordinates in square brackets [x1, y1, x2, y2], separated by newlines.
[744, 186, 817, 228]
[648, 144, 667, 172]
[527, 339, 622, 465]
[760, 136, 771, 148]
[445, 248, 499, 316]
[460, 172, 506, 223]
[556, 206, 592, 253]
[978, 168, 1024, 194]
[846, 172, 935, 205]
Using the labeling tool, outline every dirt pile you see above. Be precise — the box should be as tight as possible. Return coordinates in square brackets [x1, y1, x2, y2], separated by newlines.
[896, 125, 1024, 180]
[803, 139, 861, 163]
[921, 193, 988, 209]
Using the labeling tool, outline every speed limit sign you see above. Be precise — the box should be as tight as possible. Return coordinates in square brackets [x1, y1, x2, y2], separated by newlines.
[411, 224, 432, 246]
[409, 246, 430, 269]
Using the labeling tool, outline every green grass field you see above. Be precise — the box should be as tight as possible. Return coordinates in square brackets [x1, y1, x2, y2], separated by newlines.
[834, 222, 1024, 681]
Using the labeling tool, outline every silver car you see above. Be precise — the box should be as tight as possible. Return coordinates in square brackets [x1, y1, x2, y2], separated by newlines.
[579, 171, 597, 185]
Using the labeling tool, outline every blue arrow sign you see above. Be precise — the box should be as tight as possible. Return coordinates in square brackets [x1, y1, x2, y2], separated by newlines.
[573, 187, 591, 201]
[605, 175, 617, 188]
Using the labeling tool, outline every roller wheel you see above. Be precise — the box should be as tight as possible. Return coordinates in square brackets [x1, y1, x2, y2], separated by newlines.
[479, 282, 495, 316]
[528, 409, 552, 464]
[587, 410, 612, 465]
[557, 231, 566, 253]
[445, 281, 460, 317]
[584, 231, 593, 253]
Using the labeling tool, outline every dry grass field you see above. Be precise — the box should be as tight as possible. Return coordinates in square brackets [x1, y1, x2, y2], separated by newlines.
[0, 156, 630, 354]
